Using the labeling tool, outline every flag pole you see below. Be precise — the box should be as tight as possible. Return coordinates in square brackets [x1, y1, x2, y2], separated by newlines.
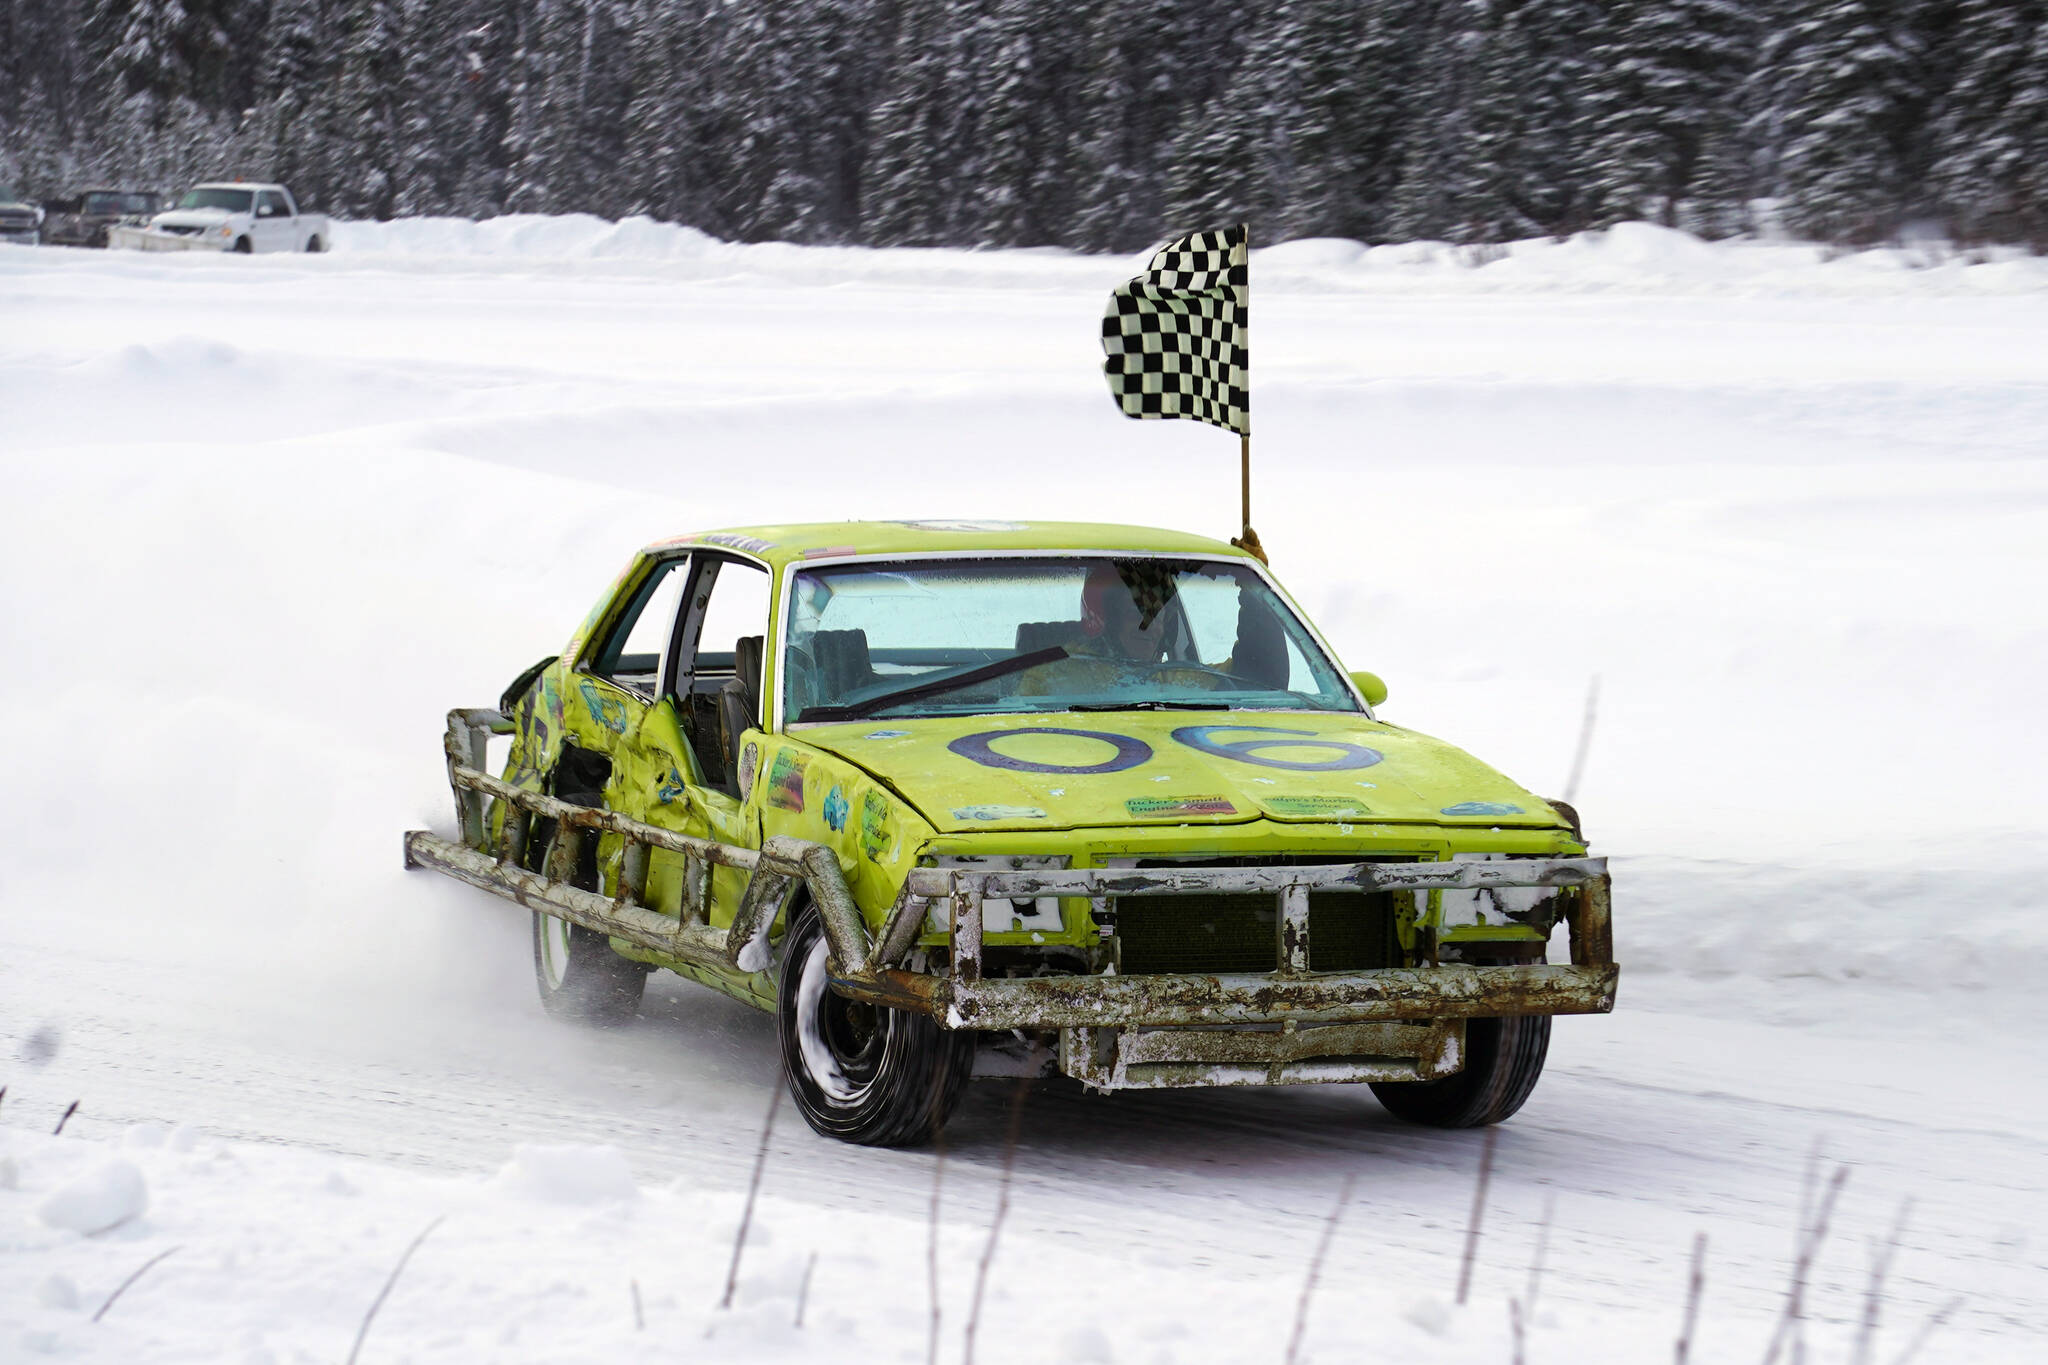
[1239, 431, 1260, 553]
[1232, 223, 1267, 564]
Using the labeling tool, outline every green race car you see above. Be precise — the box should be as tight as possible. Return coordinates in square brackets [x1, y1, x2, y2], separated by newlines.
[405, 520, 1616, 1146]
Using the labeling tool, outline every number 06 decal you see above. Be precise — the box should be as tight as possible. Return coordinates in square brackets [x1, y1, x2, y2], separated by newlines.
[1170, 725, 1382, 771]
[948, 727, 1154, 774]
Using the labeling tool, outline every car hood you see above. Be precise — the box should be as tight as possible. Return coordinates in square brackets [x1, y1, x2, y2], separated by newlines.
[797, 710, 1562, 835]
[151, 209, 233, 229]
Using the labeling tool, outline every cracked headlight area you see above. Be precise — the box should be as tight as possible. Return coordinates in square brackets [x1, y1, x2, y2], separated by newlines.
[1441, 852, 1561, 931]
[928, 855, 1069, 934]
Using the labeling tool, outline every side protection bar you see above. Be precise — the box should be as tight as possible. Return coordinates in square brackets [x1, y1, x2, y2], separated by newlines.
[402, 709, 871, 978]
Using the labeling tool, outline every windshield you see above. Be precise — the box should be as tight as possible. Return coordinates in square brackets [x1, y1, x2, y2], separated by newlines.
[176, 188, 253, 213]
[86, 192, 154, 215]
[784, 556, 1360, 722]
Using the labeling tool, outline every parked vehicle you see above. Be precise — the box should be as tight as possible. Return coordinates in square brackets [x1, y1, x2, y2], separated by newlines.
[41, 189, 163, 248]
[404, 521, 1618, 1146]
[0, 187, 40, 245]
[110, 182, 329, 254]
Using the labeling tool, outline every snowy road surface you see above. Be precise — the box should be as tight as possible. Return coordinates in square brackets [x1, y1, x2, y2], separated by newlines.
[2, 222, 2045, 1362]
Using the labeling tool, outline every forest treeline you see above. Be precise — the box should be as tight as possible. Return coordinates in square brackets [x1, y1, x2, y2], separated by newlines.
[3, 1, 2046, 250]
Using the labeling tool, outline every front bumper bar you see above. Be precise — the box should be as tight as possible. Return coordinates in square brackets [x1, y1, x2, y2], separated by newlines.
[834, 960, 1618, 1031]
[836, 852, 1616, 1031]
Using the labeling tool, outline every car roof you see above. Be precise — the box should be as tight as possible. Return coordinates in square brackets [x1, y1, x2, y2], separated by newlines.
[645, 520, 1252, 570]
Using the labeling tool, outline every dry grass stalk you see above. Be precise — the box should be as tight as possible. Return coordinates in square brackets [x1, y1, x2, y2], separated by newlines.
[1675, 1231, 1708, 1365]
[1761, 1163, 1850, 1365]
[1508, 1296, 1528, 1365]
[720, 1085, 784, 1311]
[794, 1250, 818, 1328]
[631, 1278, 644, 1331]
[1456, 1126, 1500, 1306]
[927, 1129, 946, 1365]
[962, 1079, 1031, 1365]
[92, 1245, 183, 1323]
[1890, 1295, 1964, 1365]
[346, 1215, 444, 1365]
[1852, 1199, 1913, 1365]
[1284, 1172, 1357, 1365]
[52, 1099, 79, 1135]
[1563, 674, 1602, 802]
[1525, 1192, 1556, 1315]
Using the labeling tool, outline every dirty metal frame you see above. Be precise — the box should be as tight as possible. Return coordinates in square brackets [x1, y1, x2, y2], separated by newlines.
[405, 708, 1618, 1089]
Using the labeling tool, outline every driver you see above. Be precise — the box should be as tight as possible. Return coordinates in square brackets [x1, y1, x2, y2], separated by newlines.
[1017, 561, 1222, 697]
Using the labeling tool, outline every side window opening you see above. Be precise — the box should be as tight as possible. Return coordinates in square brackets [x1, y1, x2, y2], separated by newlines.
[675, 557, 772, 794]
[589, 557, 690, 699]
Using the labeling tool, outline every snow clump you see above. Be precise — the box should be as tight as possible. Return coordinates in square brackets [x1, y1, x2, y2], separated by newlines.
[36, 1276, 79, 1311]
[38, 1159, 148, 1234]
[494, 1144, 637, 1205]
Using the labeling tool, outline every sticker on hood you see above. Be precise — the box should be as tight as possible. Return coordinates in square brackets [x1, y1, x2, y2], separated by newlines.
[1126, 794, 1236, 818]
[951, 804, 1048, 821]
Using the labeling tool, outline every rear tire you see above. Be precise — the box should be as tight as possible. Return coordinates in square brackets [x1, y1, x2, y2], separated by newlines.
[1369, 1014, 1550, 1128]
[777, 903, 972, 1146]
[527, 819, 649, 1027]
[305, 235, 324, 253]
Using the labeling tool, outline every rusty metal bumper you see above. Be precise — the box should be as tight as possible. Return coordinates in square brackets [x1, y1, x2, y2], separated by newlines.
[834, 850, 1617, 1089]
[836, 854, 1616, 1025]
[834, 960, 1617, 1032]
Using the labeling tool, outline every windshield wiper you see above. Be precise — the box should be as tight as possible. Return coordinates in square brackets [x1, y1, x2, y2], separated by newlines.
[1070, 699, 1229, 712]
[797, 645, 1068, 723]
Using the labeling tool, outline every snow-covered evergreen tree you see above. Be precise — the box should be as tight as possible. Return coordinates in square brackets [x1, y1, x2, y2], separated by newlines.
[968, 0, 1082, 246]
[618, 0, 725, 228]
[97, 0, 236, 112]
[3, 0, 2045, 249]
[861, 0, 979, 245]
[1928, 0, 2044, 241]
[1586, 0, 1758, 231]
[1765, 0, 1926, 244]
[334, 0, 408, 219]
[712, 0, 879, 242]
[245, 0, 336, 203]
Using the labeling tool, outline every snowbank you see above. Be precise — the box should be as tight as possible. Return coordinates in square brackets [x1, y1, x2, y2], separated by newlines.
[329, 212, 2048, 296]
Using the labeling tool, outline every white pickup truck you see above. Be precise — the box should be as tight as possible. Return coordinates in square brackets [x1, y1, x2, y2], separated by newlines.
[110, 182, 329, 254]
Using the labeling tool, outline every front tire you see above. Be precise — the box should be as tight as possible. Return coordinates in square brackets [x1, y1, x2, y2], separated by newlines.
[233, 236, 252, 254]
[1369, 1014, 1550, 1128]
[527, 821, 649, 1027]
[777, 903, 972, 1146]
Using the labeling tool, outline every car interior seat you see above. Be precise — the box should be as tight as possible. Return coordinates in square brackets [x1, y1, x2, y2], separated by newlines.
[810, 629, 875, 701]
[717, 635, 764, 796]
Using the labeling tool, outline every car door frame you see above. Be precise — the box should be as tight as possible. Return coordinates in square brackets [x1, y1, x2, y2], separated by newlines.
[661, 550, 776, 923]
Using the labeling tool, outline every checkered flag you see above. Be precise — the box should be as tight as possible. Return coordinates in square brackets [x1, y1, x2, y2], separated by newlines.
[1101, 225, 1248, 437]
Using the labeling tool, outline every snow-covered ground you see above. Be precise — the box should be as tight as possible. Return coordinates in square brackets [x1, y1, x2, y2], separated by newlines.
[2, 220, 2044, 1362]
